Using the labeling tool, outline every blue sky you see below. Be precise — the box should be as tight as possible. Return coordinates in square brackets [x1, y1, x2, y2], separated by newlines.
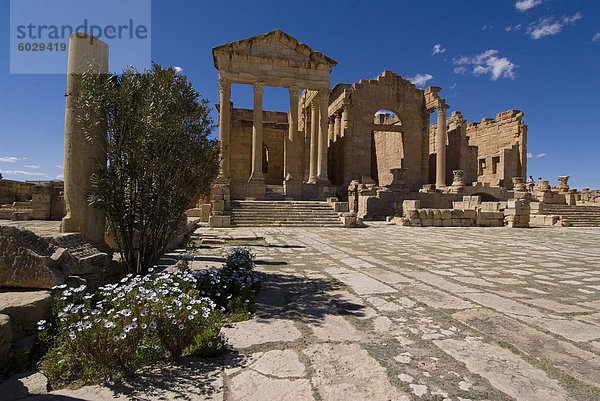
[1, 0, 599, 189]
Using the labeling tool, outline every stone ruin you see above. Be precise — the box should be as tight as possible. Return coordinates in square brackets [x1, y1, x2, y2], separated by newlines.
[0, 179, 65, 222]
[205, 29, 599, 227]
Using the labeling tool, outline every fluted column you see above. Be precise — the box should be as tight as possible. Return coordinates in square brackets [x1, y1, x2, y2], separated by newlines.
[218, 76, 231, 180]
[250, 82, 265, 181]
[328, 117, 334, 143]
[309, 99, 319, 183]
[317, 89, 329, 184]
[286, 86, 299, 180]
[436, 100, 447, 188]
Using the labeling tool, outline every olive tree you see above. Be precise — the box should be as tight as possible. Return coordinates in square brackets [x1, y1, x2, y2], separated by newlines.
[75, 63, 220, 274]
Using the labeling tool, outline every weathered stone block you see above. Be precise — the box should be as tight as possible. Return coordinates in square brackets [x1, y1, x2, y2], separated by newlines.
[0, 291, 51, 336]
[212, 200, 225, 212]
[432, 219, 442, 227]
[417, 209, 428, 219]
[409, 219, 422, 227]
[406, 209, 419, 219]
[461, 219, 471, 227]
[451, 219, 462, 227]
[463, 210, 477, 219]
[421, 219, 432, 227]
[442, 219, 452, 227]
[441, 209, 452, 220]
[451, 209, 464, 218]
[432, 209, 442, 220]
[333, 202, 349, 212]
[402, 200, 420, 210]
[0, 226, 77, 289]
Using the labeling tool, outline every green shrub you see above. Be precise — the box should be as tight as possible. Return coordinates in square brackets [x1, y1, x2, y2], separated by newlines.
[38, 248, 258, 387]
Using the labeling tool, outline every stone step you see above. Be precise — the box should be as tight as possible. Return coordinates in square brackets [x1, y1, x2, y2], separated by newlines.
[230, 200, 343, 227]
[540, 205, 600, 227]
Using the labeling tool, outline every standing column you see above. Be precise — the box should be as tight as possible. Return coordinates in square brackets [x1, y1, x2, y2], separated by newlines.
[328, 117, 334, 143]
[317, 89, 330, 184]
[309, 99, 319, 183]
[218, 77, 231, 180]
[334, 112, 342, 140]
[435, 100, 447, 188]
[250, 82, 265, 181]
[61, 32, 108, 248]
[286, 86, 299, 180]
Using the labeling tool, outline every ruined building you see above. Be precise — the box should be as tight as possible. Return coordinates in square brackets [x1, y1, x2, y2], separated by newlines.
[207, 29, 530, 225]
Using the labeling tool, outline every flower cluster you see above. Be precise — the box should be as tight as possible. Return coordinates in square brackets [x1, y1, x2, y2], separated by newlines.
[38, 248, 257, 386]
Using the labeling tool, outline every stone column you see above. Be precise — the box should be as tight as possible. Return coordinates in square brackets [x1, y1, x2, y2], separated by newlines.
[309, 99, 319, 183]
[249, 82, 265, 182]
[328, 117, 334, 143]
[317, 89, 329, 184]
[435, 100, 447, 188]
[60, 32, 108, 248]
[286, 86, 299, 180]
[334, 112, 342, 141]
[218, 77, 231, 181]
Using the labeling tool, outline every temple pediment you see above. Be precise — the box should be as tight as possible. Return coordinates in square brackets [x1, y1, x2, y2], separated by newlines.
[213, 29, 337, 72]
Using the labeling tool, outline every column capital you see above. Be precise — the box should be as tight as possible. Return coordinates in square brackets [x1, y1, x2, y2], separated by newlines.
[218, 77, 230, 92]
[253, 81, 265, 92]
[318, 88, 329, 101]
[288, 85, 299, 95]
[310, 99, 319, 110]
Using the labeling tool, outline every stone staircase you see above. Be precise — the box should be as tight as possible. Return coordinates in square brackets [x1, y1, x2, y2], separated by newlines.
[542, 204, 600, 227]
[230, 200, 344, 227]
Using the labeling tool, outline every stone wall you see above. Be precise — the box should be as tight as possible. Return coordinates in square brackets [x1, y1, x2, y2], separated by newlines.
[0, 179, 35, 204]
[465, 110, 527, 189]
[340, 71, 427, 191]
[0, 180, 65, 221]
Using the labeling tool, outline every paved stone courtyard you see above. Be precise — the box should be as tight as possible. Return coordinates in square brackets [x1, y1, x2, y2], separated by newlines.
[34, 224, 600, 400]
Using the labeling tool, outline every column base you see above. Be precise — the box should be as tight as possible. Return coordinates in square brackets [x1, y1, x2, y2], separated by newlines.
[284, 178, 302, 199]
[246, 178, 265, 200]
[316, 177, 330, 185]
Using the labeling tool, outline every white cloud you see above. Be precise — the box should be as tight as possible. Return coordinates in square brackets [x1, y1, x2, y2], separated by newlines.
[527, 13, 582, 39]
[0, 169, 47, 177]
[453, 50, 517, 80]
[515, 0, 542, 12]
[528, 152, 546, 158]
[54, 165, 63, 169]
[23, 165, 39, 169]
[0, 156, 19, 162]
[432, 44, 446, 56]
[449, 83, 457, 89]
[593, 32, 600, 42]
[408, 73, 434, 87]
[54, 174, 64, 180]
[482, 24, 494, 31]
[173, 66, 183, 74]
[505, 24, 522, 32]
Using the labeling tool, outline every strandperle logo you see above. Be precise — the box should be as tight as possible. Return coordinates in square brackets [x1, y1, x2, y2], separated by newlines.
[15, 19, 149, 40]
[10, 0, 151, 74]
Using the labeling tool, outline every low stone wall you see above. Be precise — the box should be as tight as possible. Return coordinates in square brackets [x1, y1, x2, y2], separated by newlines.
[0, 181, 65, 222]
[0, 180, 35, 204]
[392, 196, 530, 228]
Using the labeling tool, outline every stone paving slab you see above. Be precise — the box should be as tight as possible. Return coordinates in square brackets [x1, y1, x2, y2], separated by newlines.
[19, 224, 600, 400]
